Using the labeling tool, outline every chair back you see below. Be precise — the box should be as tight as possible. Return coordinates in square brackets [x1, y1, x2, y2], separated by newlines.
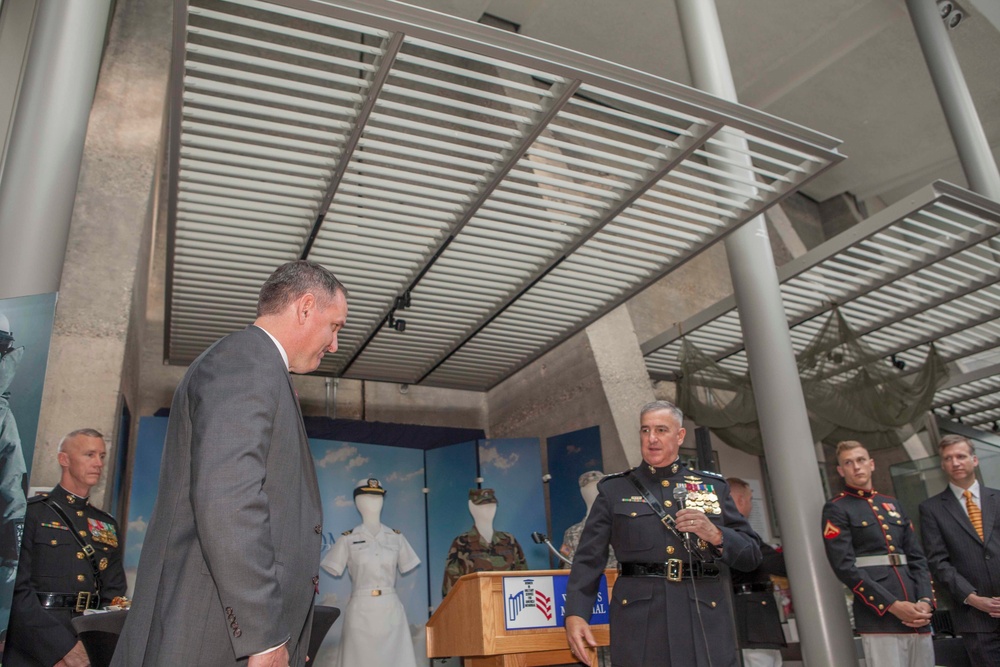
[307, 605, 341, 663]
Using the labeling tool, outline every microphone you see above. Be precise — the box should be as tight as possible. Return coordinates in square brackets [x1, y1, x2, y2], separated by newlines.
[532, 531, 573, 566]
[673, 485, 694, 549]
[672, 484, 688, 512]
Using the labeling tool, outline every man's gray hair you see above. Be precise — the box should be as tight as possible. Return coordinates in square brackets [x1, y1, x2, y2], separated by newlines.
[58, 428, 105, 452]
[257, 260, 348, 317]
[640, 400, 684, 424]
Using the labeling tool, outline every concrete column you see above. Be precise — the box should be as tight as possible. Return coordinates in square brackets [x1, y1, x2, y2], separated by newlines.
[585, 305, 655, 467]
[31, 0, 173, 507]
[674, 1, 856, 665]
[0, 0, 111, 300]
[906, 0, 1000, 200]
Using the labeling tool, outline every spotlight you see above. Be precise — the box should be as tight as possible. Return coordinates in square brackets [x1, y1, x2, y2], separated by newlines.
[948, 405, 957, 416]
[890, 354, 906, 370]
[936, 0, 966, 29]
[387, 315, 406, 332]
[993, 421, 999, 433]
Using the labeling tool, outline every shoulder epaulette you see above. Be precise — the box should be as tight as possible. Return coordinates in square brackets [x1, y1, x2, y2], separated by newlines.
[27, 493, 48, 504]
[699, 469, 725, 480]
[341, 529, 352, 536]
[90, 505, 116, 521]
[599, 470, 630, 484]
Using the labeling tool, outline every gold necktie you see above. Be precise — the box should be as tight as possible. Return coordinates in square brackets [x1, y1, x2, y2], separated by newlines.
[964, 490, 984, 541]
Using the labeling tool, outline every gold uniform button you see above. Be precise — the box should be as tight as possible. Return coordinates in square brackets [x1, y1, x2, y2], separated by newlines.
[78, 531, 87, 537]
[50, 540, 57, 545]
[666, 546, 675, 555]
[860, 587, 865, 592]
[868, 499, 875, 505]
[889, 546, 896, 552]
[77, 511, 84, 517]
[869, 596, 875, 601]
[886, 535, 893, 541]
[661, 480, 670, 487]
[77, 552, 84, 559]
[861, 521, 868, 526]
[710, 601, 717, 608]
[761, 600, 768, 606]
[622, 599, 628, 605]
[664, 501, 673, 508]
[878, 515, 885, 521]
[630, 512, 637, 517]
[878, 604, 884, 610]
[77, 574, 85, 582]
[882, 524, 890, 531]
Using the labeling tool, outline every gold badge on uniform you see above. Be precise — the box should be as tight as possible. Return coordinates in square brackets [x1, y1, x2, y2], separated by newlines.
[99, 557, 108, 571]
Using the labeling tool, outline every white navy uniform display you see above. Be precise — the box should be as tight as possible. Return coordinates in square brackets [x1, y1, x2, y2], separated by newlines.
[322, 479, 421, 667]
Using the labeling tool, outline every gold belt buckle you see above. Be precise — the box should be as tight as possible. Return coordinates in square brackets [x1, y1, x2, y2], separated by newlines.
[371, 589, 382, 596]
[666, 559, 683, 582]
[75, 591, 92, 613]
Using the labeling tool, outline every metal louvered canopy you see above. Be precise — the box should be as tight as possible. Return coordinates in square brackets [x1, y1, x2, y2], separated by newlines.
[643, 181, 1000, 431]
[165, 0, 843, 390]
[932, 361, 1000, 432]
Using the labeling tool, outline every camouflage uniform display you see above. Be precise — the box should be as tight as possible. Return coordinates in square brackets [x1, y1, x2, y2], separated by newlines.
[560, 520, 617, 569]
[441, 488, 528, 596]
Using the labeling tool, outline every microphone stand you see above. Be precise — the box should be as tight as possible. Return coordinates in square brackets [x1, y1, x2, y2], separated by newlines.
[531, 531, 573, 567]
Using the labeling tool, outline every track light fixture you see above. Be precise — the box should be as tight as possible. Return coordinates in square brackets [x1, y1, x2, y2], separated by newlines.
[890, 354, 906, 370]
[993, 421, 999, 433]
[937, 0, 966, 30]
[385, 291, 411, 333]
[948, 405, 957, 416]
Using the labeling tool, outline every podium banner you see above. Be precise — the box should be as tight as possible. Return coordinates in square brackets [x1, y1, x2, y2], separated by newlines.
[502, 573, 609, 630]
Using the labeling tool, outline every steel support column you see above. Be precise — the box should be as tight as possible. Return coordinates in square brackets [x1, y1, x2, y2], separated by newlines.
[906, 0, 1000, 200]
[0, 0, 112, 299]
[674, 1, 857, 665]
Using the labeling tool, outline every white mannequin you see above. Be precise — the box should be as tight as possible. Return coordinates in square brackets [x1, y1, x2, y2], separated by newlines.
[468, 499, 496, 543]
[580, 480, 600, 516]
[356, 493, 383, 535]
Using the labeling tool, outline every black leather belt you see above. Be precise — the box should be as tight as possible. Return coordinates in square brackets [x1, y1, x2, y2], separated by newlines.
[734, 582, 771, 595]
[620, 560, 720, 582]
[37, 591, 100, 612]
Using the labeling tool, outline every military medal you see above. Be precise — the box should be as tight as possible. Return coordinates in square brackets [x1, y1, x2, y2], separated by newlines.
[87, 518, 119, 548]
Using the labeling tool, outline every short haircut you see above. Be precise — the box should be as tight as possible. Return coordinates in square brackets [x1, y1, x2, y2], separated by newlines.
[727, 477, 750, 493]
[640, 400, 684, 425]
[257, 260, 347, 317]
[58, 428, 105, 452]
[835, 440, 868, 462]
[938, 434, 975, 456]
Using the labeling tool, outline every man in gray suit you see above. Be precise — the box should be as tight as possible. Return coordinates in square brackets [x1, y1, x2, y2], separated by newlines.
[112, 260, 348, 667]
[919, 434, 1000, 666]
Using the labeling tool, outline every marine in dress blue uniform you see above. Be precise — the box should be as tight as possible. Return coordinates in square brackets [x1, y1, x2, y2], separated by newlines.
[821, 441, 933, 667]
[5, 429, 126, 667]
[564, 401, 761, 667]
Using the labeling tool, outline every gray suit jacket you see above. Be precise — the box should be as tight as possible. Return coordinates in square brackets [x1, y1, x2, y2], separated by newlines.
[919, 485, 1000, 634]
[112, 326, 323, 666]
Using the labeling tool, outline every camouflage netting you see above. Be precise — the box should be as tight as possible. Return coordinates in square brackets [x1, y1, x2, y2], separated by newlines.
[676, 308, 949, 456]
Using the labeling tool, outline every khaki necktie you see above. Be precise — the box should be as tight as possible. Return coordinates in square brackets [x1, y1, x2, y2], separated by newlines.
[964, 489, 984, 540]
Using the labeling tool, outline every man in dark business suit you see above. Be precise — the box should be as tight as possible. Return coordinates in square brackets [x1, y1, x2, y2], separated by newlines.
[112, 260, 348, 667]
[919, 434, 1000, 667]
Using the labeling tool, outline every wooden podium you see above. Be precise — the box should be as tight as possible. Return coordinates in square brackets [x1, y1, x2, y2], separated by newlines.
[426, 569, 616, 667]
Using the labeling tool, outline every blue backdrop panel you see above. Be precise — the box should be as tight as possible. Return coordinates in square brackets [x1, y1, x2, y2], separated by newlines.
[124, 416, 169, 581]
[479, 438, 548, 571]
[546, 426, 603, 567]
[311, 439, 428, 667]
[425, 440, 478, 609]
